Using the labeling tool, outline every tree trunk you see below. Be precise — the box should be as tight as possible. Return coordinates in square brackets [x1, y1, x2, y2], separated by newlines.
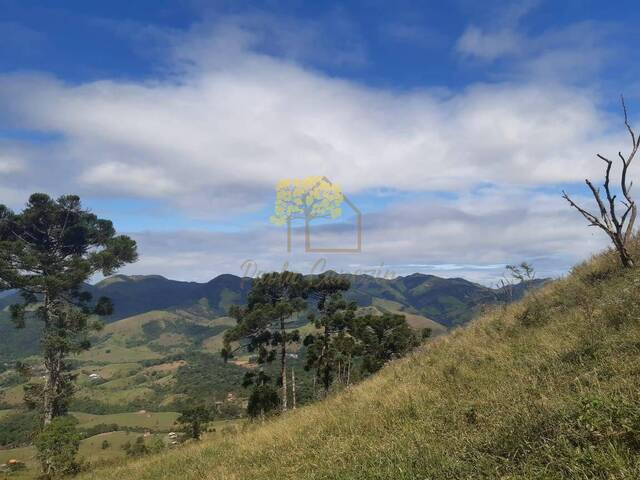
[280, 316, 288, 412]
[42, 294, 61, 425]
[322, 324, 331, 393]
[42, 351, 62, 425]
[291, 368, 296, 409]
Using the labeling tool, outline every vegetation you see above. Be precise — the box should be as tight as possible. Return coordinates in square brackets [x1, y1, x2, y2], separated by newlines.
[223, 272, 308, 411]
[243, 371, 280, 419]
[34, 416, 82, 478]
[176, 406, 213, 440]
[0, 410, 39, 447]
[563, 96, 638, 267]
[0, 194, 137, 424]
[75, 238, 640, 479]
[304, 274, 353, 393]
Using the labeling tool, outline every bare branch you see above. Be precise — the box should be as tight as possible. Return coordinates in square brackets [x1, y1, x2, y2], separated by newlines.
[565, 96, 637, 267]
[622, 94, 638, 148]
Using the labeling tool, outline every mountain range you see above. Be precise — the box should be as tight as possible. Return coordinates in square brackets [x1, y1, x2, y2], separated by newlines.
[0, 272, 544, 364]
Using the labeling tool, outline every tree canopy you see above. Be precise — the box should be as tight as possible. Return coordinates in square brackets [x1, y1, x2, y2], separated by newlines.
[0, 193, 137, 423]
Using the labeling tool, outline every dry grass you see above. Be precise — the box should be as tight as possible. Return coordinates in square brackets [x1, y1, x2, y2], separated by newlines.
[80, 242, 640, 479]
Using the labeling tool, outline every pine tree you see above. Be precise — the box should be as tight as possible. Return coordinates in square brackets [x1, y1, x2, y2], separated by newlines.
[304, 274, 355, 394]
[350, 313, 419, 375]
[223, 271, 308, 411]
[0, 194, 137, 424]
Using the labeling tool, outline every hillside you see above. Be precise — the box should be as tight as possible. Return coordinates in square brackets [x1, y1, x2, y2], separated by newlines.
[0, 271, 542, 365]
[79, 246, 640, 479]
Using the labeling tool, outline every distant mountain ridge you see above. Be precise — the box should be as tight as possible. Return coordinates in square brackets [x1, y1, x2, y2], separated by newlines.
[1, 272, 545, 327]
[0, 271, 545, 363]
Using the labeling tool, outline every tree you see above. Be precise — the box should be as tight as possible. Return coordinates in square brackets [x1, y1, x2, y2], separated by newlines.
[223, 272, 308, 411]
[0, 194, 137, 424]
[270, 176, 344, 252]
[101, 439, 110, 450]
[350, 313, 419, 375]
[176, 405, 212, 440]
[243, 371, 280, 419]
[563, 96, 638, 267]
[506, 262, 535, 283]
[34, 416, 82, 478]
[122, 436, 149, 457]
[303, 274, 355, 393]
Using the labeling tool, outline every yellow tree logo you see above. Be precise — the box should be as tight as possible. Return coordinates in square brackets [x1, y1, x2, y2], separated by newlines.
[270, 176, 361, 253]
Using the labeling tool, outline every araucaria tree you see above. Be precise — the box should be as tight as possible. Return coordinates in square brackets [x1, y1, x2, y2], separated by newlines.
[223, 272, 308, 411]
[563, 96, 638, 267]
[0, 194, 137, 424]
[350, 313, 419, 375]
[304, 274, 355, 394]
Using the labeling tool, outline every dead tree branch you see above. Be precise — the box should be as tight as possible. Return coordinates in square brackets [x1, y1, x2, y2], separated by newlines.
[563, 95, 638, 267]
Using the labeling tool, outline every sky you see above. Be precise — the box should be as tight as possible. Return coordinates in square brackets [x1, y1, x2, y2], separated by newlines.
[2, 0, 640, 284]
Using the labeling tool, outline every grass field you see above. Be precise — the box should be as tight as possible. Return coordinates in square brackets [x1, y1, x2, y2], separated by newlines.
[76, 343, 162, 364]
[77, 241, 640, 479]
[371, 298, 448, 336]
[72, 412, 180, 432]
[0, 431, 168, 480]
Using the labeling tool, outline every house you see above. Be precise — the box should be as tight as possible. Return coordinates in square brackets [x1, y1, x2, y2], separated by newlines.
[88, 373, 102, 381]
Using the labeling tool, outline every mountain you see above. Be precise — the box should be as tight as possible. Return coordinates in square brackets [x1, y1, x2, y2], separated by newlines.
[88, 273, 252, 321]
[0, 272, 544, 364]
[77, 244, 640, 480]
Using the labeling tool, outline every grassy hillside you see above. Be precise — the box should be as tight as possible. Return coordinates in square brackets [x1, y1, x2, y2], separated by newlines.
[80, 244, 640, 479]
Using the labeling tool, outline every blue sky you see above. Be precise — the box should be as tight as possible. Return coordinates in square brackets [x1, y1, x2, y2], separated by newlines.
[1, 0, 639, 283]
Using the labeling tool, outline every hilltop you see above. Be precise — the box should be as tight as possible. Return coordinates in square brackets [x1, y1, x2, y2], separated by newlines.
[78, 244, 640, 479]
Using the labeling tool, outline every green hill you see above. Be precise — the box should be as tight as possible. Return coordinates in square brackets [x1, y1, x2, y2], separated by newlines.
[0, 271, 543, 365]
[79, 245, 640, 479]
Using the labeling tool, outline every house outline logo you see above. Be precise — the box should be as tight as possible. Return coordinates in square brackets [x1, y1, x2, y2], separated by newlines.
[269, 176, 362, 253]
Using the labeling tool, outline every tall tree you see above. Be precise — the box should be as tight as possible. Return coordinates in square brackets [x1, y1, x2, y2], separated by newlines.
[563, 96, 638, 267]
[304, 274, 355, 394]
[0, 194, 137, 424]
[223, 271, 308, 411]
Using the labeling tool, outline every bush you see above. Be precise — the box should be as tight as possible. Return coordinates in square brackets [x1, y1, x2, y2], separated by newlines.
[34, 416, 82, 478]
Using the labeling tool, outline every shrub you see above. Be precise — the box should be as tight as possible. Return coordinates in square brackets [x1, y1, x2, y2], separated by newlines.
[34, 416, 82, 478]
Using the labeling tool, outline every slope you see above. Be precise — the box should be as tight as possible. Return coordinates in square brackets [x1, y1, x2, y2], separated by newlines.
[80, 243, 640, 480]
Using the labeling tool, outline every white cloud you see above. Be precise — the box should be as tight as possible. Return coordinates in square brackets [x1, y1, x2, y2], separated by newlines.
[80, 162, 181, 197]
[0, 16, 627, 281]
[117, 187, 608, 285]
[0, 154, 24, 174]
[0, 37, 622, 216]
[457, 26, 522, 61]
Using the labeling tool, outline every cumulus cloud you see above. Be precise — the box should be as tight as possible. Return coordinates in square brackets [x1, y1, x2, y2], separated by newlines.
[0, 35, 622, 215]
[456, 0, 617, 84]
[118, 187, 608, 285]
[0, 15, 626, 281]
